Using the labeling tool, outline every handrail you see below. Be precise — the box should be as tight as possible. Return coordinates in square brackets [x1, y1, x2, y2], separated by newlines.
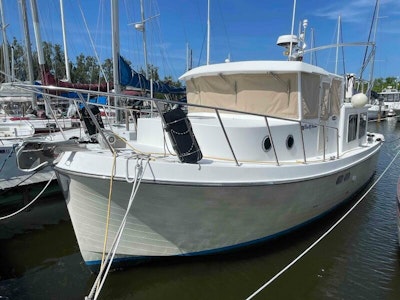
[215, 109, 240, 166]
[12, 82, 341, 165]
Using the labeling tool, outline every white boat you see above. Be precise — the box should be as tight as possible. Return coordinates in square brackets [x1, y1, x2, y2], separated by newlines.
[0, 82, 81, 133]
[367, 101, 389, 120]
[0, 121, 85, 191]
[378, 86, 400, 117]
[16, 41, 384, 273]
[0, 118, 35, 181]
[14, 0, 385, 277]
[0, 118, 35, 140]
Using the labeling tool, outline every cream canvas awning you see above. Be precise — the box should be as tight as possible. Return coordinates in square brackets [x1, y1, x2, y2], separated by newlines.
[186, 73, 300, 119]
[185, 69, 343, 120]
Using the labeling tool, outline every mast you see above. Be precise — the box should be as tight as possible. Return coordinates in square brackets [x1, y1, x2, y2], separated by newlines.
[309, 28, 315, 64]
[335, 16, 341, 74]
[60, 0, 71, 82]
[111, 0, 121, 122]
[0, 0, 10, 81]
[30, 0, 51, 116]
[288, 0, 297, 60]
[206, 0, 210, 65]
[19, 0, 37, 108]
[30, 0, 44, 67]
[368, 0, 380, 95]
[186, 42, 192, 71]
[140, 0, 148, 79]
[133, 0, 150, 79]
[10, 45, 14, 81]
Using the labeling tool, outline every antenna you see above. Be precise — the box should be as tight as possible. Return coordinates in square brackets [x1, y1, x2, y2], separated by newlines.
[277, 18, 308, 61]
[288, 0, 297, 59]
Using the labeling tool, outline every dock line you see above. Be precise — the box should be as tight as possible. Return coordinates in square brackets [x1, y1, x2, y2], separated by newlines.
[246, 148, 400, 300]
[85, 155, 150, 300]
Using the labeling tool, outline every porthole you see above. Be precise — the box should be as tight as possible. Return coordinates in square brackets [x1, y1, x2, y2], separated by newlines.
[286, 135, 294, 149]
[262, 136, 272, 152]
[344, 172, 350, 182]
[336, 175, 344, 185]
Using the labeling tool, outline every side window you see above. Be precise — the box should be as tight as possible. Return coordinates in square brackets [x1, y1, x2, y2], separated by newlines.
[358, 113, 367, 138]
[348, 114, 358, 142]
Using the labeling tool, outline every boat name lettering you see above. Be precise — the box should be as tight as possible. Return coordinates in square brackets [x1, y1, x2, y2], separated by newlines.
[301, 124, 317, 130]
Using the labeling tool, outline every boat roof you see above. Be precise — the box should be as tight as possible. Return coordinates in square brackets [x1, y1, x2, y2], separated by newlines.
[180, 60, 335, 80]
[380, 89, 399, 94]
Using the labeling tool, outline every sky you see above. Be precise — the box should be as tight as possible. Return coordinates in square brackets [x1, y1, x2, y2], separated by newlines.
[3, 0, 400, 82]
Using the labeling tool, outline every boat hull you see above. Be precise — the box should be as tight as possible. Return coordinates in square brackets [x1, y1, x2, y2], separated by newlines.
[56, 148, 380, 269]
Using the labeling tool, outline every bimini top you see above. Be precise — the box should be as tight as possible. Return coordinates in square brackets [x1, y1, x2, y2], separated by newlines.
[180, 60, 334, 81]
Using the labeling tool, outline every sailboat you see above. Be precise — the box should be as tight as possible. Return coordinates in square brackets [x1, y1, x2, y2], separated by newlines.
[16, 0, 383, 272]
[0, 0, 86, 194]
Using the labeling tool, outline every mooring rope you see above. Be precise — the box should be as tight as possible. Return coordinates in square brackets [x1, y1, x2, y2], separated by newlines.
[246, 147, 400, 300]
[0, 173, 56, 221]
[99, 148, 117, 274]
[86, 155, 150, 300]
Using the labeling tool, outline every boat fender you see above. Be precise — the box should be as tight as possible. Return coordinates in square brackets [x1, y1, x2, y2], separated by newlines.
[162, 108, 203, 164]
[351, 93, 368, 108]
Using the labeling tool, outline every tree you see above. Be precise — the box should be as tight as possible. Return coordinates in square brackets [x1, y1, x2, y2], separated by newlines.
[2, 39, 184, 89]
[11, 38, 27, 81]
[163, 75, 182, 88]
[372, 77, 399, 92]
[101, 58, 113, 83]
[71, 53, 101, 84]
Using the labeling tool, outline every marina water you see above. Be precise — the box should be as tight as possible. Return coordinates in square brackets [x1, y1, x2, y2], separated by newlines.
[1, 119, 400, 300]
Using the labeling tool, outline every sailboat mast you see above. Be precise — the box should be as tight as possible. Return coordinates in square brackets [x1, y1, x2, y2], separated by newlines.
[335, 16, 341, 74]
[30, 0, 52, 116]
[0, 0, 10, 82]
[368, 0, 380, 95]
[30, 0, 45, 68]
[111, 0, 121, 122]
[60, 0, 71, 82]
[19, 0, 37, 108]
[139, 0, 148, 79]
[206, 0, 210, 65]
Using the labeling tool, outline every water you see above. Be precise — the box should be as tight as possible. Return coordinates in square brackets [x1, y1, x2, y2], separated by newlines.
[1, 119, 400, 300]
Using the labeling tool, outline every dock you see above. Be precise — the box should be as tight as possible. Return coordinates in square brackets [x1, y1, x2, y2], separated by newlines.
[0, 170, 60, 210]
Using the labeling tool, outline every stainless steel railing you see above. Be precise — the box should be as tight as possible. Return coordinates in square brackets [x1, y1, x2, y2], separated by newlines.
[12, 83, 340, 165]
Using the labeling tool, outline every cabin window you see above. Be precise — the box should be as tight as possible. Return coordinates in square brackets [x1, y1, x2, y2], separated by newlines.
[286, 135, 294, 149]
[262, 136, 272, 152]
[358, 113, 367, 138]
[344, 172, 350, 182]
[347, 114, 358, 142]
[336, 175, 344, 185]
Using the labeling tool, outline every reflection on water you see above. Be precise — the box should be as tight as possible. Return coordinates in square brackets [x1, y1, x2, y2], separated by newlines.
[1, 120, 400, 300]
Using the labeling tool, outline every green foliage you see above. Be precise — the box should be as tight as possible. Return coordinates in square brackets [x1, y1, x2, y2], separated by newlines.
[372, 77, 399, 92]
[0, 39, 181, 88]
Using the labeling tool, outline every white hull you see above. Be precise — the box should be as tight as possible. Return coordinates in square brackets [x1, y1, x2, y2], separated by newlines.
[56, 144, 380, 267]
